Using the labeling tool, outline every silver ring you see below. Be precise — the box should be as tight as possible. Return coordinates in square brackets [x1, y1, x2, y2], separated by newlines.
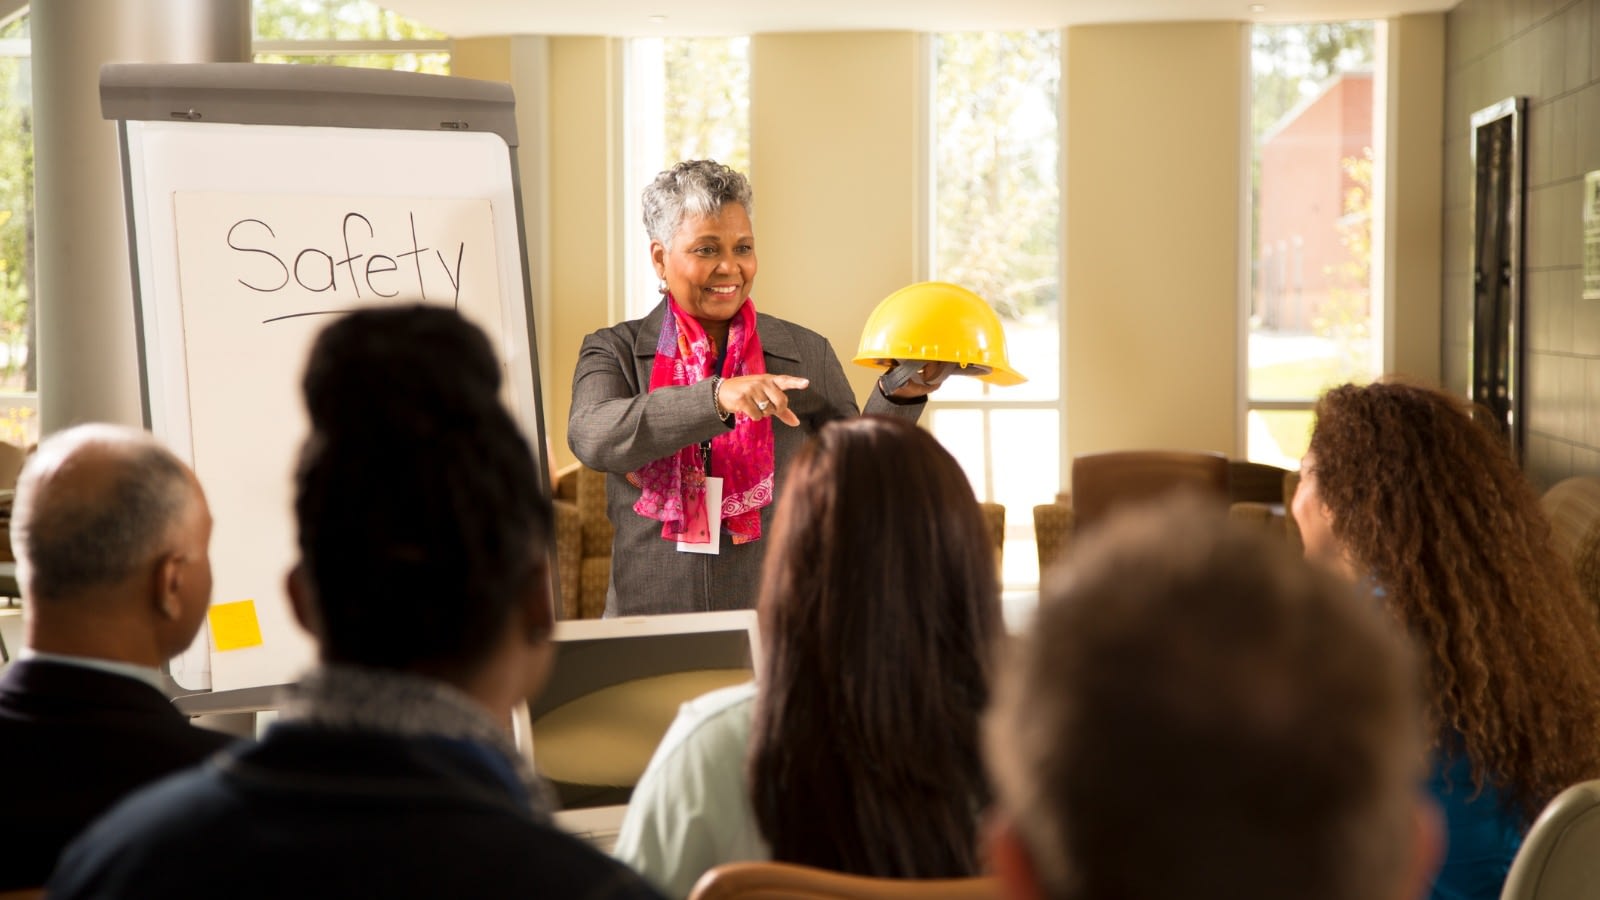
[756, 400, 770, 411]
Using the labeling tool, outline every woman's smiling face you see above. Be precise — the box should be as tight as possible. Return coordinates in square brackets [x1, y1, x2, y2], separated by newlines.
[653, 203, 757, 333]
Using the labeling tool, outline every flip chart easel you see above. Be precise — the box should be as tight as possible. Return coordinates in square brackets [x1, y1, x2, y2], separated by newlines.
[100, 63, 549, 692]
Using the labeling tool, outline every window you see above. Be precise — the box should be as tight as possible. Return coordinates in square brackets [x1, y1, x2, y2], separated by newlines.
[1247, 22, 1382, 467]
[0, 11, 36, 447]
[622, 37, 750, 319]
[927, 31, 1060, 590]
[252, 0, 449, 73]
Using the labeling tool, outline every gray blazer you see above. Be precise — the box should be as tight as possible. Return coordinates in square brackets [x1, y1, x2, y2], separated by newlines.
[568, 299, 923, 615]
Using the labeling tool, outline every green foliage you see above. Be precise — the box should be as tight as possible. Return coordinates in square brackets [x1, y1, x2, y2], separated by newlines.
[661, 38, 749, 173]
[253, 0, 445, 41]
[1251, 22, 1375, 139]
[253, 51, 448, 73]
[254, 0, 448, 72]
[1249, 22, 1375, 271]
[1315, 148, 1375, 383]
[935, 31, 1059, 322]
[0, 42, 32, 389]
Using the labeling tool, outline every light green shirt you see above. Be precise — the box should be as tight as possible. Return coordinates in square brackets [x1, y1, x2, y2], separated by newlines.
[612, 680, 769, 898]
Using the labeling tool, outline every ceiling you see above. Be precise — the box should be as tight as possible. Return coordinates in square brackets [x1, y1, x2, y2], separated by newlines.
[382, 0, 1460, 38]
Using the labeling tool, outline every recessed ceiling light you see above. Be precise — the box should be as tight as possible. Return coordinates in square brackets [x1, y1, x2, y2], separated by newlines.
[648, 14, 668, 24]
[1249, 3, 1267, 10]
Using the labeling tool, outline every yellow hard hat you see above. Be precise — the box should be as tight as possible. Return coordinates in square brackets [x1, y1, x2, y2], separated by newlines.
[853, 281, 1027, 386]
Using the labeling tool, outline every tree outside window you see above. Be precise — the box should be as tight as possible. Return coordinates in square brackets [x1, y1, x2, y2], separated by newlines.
[253, 0, 450, 73]
[623, 37, 750, 318]
[927, 30, 1060, 591]
[1248, 22, 1380, 467]
[0, 12, 36, 446]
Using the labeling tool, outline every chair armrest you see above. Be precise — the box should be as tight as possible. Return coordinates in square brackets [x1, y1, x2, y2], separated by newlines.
[552, 500, 582, 620]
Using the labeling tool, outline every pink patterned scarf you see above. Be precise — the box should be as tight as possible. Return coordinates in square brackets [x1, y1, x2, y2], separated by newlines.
[629, 296, 775, 544]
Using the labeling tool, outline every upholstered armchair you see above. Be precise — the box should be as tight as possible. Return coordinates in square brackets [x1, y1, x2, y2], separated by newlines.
[553, 462, 612, 620]
[1542, 475, 1600, 614]
[978, 501, 1006, 577]
[1034, 452, 1294, 575]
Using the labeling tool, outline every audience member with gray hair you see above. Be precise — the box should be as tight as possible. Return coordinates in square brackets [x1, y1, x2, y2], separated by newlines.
[569, 159, 950, 615]
[0, 424, 230, 890]
[984, 499, 1444, 900]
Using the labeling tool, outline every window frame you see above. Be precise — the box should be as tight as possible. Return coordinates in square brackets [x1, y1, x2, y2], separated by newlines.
[922, 29, 1065, 592]
[1240, 20, 1389, 467]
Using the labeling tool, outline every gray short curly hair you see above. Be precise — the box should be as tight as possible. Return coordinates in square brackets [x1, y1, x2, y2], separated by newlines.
[641, 159, 754, 248]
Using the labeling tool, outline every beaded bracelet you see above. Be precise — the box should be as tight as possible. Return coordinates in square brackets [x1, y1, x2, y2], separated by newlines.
[712, 375, 732, 423]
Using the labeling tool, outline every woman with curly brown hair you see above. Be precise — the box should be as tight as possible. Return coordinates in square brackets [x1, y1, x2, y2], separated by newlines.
[1293, 380, 1600, 900]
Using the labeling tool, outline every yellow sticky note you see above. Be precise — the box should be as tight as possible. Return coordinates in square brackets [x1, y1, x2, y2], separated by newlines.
[208, 600, 264, 652]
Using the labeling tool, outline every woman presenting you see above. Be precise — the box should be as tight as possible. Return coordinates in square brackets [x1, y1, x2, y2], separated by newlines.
[569, 160, 942, 616]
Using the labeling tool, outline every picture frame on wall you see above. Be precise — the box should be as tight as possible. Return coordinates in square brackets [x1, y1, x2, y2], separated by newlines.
[1468, 96, 1527, 461]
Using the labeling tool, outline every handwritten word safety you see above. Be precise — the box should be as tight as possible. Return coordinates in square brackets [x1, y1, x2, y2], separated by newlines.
[226, 211, 468, 307]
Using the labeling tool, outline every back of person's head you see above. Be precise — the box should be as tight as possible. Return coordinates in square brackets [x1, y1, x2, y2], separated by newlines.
[1306, 379, 1600, 820]
[12, 419, 214, 659]
[293, 304, 552, 675]
[749, 414, 1001, 878]
[14, 424, 196, 602]
[986, 499, 1435, 900]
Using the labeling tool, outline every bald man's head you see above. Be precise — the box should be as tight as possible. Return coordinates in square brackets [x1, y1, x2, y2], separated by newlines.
[12, 425, 213, 661]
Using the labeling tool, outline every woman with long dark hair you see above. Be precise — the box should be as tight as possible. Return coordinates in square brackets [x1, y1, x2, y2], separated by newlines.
[614, 415, 1001, 896]
[1294, 380, 1600, 900]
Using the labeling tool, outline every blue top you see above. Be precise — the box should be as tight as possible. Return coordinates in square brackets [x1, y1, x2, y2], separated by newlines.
[1427, 748, 1525, 900]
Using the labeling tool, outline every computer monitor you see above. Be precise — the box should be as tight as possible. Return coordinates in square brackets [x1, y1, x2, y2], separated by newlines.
[530, 610, 763, 848]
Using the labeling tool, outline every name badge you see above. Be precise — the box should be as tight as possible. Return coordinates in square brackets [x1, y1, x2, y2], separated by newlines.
[677, 475, 723, 555]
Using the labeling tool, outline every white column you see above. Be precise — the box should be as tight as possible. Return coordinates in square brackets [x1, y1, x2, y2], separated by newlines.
[31, 0, 250, 433]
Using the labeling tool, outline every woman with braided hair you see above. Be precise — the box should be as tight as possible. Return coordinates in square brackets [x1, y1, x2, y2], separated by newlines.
[1293, 380, 1600, 900]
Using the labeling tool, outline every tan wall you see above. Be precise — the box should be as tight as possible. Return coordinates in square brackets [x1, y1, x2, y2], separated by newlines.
[1383, 14, 1445, 386]
[451, 36, 558, 461]
[1442, 0, 1600, 488]
[543, 37, 620, 471]
[1064, 22, 1244, 457]
[749, 32, 924, 403]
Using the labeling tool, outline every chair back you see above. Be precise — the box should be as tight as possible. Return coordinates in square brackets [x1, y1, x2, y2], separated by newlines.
[689, 861, 1001, 900]
[1033, 501, 1074, 575]
[1499, 779, 1600, 900]
[1282, 468, 1303, 553]
[1541, 476, 1600, 614]
[0, 441, 25, 491]
[1070, 450, 1230, 533]
[552, 462, 615, 619]
[1228, 459, 1290, 505]
[978, 501, 1005, 575]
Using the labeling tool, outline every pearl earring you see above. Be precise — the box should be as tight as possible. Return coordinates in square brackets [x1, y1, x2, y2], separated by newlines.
[657, 277, 668, 295]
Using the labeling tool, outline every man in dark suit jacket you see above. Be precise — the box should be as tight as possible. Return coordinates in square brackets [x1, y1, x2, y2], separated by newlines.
[0, 424, 232, 890]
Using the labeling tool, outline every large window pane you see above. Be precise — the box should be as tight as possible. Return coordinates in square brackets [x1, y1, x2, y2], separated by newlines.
[253, 1, 449, 73]
[932, 31, 1059, 403]
[254, 0, 445, 42]
[0, 13, 35, 447]
[928, 31, 1060, 591]
[1248, 22, 1380, 464]
[623, 37, 750, 319]
[1247, 408, 1315, 470]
